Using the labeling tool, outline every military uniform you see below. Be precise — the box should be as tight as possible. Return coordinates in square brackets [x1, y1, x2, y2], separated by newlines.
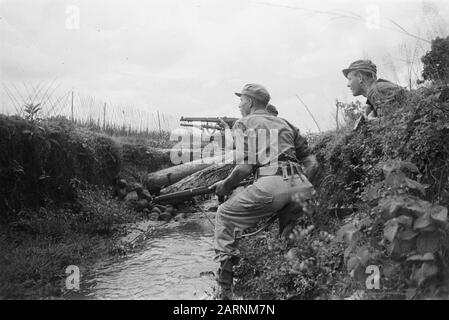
[366, 79, 403, 117]
[213, 84, 315, 298]
[343, 60, 404, 118]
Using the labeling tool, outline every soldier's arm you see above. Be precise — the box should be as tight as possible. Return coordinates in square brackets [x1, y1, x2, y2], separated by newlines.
[210, 120, 253, 196]
[210, 164, 253, 196]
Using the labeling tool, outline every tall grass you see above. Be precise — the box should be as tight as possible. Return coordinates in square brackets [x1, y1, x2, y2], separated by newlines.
[1, 81, 178, 139]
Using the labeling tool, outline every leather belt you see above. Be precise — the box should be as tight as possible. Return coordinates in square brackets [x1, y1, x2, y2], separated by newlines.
[255, 162, 303, 179]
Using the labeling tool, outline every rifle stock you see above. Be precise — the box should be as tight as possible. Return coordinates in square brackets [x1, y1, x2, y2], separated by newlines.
[153, 179, 252, 204]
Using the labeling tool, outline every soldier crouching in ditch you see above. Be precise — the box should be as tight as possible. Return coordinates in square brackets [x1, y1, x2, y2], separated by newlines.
[210, 84, 318, 299]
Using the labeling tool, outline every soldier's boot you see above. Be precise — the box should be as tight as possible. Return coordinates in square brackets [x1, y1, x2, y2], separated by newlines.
[215, 259, 235, 300]
[278, 202, 303, 240]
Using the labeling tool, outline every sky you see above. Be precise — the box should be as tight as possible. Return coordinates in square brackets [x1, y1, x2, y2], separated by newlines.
[1, 0, 449, 132]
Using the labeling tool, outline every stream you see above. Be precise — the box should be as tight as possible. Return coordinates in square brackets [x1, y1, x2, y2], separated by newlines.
[83, 216, 217, 300]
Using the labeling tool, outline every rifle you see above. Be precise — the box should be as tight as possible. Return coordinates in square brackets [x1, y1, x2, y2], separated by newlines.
[152, 179, 253, 204]
[180, 123, 223, 131]
[180, 117, 239, 130]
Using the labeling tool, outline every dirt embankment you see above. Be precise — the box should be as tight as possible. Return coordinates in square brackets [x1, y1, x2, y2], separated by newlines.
[0, 115, 173, 299]
[0, 116, 121, 215]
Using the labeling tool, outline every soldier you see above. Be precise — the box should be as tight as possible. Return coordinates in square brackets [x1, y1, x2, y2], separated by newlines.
[343, 60, 403, 118]
[266, 103, 278, 116]
[218, 103, 278, 151]
[210, 84, 318, 299]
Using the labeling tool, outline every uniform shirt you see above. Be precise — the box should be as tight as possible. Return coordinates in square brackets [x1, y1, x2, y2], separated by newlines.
[232, 109, 311, 166]
[366, 79, 403, 117]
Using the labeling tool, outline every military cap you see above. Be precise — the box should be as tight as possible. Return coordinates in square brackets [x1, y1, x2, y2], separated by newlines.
[266, 103, 278, 116]
[235, 84, 271, 104]
[342, 60, 377, 78]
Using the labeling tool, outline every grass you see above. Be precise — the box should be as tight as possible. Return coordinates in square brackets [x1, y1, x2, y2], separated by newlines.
[0, 186, 146, 299]
[0, 113, 173, 299]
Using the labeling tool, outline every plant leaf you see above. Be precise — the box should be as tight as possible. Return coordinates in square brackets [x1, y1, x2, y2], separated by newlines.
[379, 196, 406, 219]
[416, 232, 439, 254]
[336, 223, 359, 244]
[411, 262, 438, 287]
[381, 162, 398, 177]
[406, 252, 435, 262]
[430, 205, 448, 224]
[356, 246, 370, 266]
[366, 182, 383, 204]
[384, 218, 399, 242]
[400, 161, 419, 173]
[387, 239, 400, 256]
[413, 212, 433, 230]
[347, 256, 360, 272]
[398, 228, 419, 240]
[396, 215, 413, 228]
[404, 178, 426, 196]
[385, 171, 406, 189]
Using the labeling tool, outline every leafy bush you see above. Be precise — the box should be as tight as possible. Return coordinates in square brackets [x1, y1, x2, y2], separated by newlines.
[421, 36, 449, 84]
[336, 159, 449, 299]
[235, 85, 449, 300]
[234, 217, 345, 300]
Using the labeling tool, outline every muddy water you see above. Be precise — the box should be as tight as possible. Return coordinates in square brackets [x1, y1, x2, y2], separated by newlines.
[84, 217, 217, 300]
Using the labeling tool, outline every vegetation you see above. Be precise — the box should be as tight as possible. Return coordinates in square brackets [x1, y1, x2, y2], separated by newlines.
[0, 114, 173, 299]
[0, 186, 141, 299]
[421, 36, 449, 84]
[1, 32, 449, 300]
[0, 115, 121, 215]
[2, 83, 448, 299]
[234, 82, 449, 300]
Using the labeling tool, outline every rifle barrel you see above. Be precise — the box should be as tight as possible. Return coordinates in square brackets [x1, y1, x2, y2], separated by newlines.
[179, 117, 238, 124]
[180, 123, 222, 130]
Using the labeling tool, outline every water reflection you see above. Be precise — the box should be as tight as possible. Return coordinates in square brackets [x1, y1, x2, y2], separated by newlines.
[85, 219, 216, 300]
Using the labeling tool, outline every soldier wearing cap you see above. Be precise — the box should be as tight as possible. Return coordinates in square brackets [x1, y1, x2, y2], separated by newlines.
[210, 83, 318, 299]
[343, 60, 403, 118]
[219, 96, 277, 151]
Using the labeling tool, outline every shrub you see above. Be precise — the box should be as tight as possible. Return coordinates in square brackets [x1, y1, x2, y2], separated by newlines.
[421, 36, 449, 84]
[235, 86, 449, 300]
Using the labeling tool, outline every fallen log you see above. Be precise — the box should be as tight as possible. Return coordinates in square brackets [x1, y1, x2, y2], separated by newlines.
[161, 163, 234, 194]
[145, 151, 235, 194]
[145, 161, 210, 194]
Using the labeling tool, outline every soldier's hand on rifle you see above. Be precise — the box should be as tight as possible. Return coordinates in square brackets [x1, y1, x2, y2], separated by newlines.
[209, 180, 232, 197]
[218, 117, 230, 130]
